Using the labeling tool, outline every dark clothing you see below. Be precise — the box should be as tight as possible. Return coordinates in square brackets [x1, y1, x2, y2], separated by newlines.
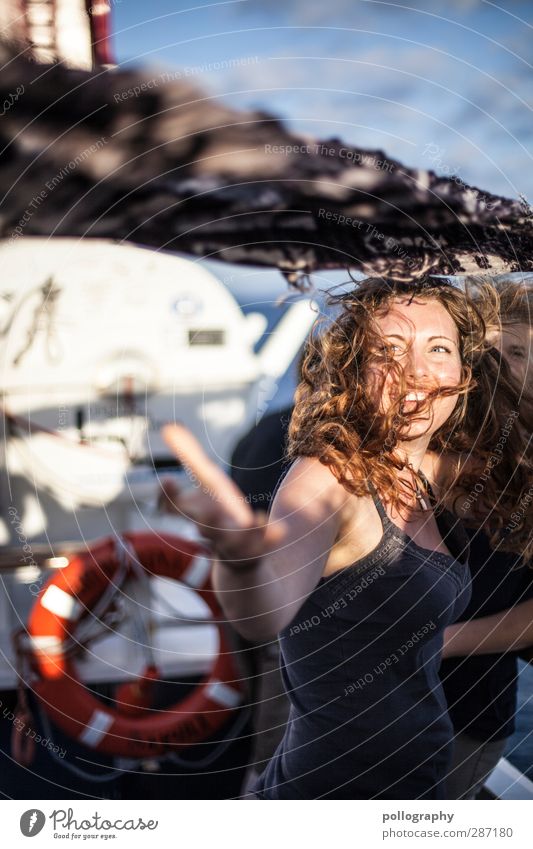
[230, 408, 292, 511]
[230, 408, 293, 770]
[254, 493, 471, 799]
[445, 732, 508, 800]
[440, 530, 533, 742]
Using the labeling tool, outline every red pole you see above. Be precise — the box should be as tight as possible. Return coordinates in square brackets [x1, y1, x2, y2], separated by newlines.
[85, 0, 114, 67]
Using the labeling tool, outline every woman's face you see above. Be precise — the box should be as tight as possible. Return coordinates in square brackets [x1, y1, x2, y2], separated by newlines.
[487, 323, 533, 390]
[366, 296, 462, 439]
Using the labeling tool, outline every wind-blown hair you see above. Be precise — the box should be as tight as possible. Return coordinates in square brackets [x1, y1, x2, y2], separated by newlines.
[288, 276, 533, 560]
[468, 274, 533, 328]
[457, 275, 533, 559]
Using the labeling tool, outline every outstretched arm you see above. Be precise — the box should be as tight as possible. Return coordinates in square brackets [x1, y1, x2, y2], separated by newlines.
[160, 424, 345, 641]
[442, 598, 533, 658]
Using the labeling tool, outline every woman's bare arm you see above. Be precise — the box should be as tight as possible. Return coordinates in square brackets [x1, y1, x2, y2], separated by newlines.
[160, 425, 346, 640]
[442, 598, 533, 658]
[212, 458, 346, 639]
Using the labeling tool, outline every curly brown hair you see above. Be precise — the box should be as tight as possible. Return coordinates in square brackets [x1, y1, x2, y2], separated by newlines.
[288, 276, 533, 560]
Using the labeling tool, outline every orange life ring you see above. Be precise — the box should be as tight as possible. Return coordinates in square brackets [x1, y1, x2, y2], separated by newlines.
[25, 533, 245, 758]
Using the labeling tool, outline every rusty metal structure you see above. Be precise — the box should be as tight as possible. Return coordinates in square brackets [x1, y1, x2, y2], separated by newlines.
[0, 0, 113, 68]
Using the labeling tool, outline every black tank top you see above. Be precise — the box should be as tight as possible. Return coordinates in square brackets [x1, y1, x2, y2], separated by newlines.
[253, 486, 471, 799]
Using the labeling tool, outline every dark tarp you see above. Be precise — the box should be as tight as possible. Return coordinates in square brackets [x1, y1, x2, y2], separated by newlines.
[1, 46, 532, 285]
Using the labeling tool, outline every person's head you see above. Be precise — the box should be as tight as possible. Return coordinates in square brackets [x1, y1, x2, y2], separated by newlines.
[484, 277, 533, 390]
[289, 277, 486, 510]
[365, 291, 463, 442]
[495, 323, 533, 387]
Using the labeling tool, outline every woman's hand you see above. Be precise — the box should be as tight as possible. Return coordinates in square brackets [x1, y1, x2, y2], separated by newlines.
[159, 423, 285, 568]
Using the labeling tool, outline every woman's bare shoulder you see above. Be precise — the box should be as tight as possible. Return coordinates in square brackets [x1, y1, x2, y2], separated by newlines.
[272, 456, 350, 516]
[273, 457, 377, 575]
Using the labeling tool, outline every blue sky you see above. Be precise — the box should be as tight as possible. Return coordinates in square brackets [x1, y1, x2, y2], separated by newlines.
[112, 0, 533, 203]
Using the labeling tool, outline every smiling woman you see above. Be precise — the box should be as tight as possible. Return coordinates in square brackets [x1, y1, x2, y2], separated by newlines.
[290, 279, 532, 554]
[161, 277, 532, 799]
[289, 279, 481, 516]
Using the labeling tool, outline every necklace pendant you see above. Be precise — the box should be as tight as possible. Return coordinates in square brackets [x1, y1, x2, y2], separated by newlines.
[416, 493, 429, 511]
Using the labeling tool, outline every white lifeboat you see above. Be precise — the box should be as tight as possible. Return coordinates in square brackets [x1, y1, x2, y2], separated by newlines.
[0, 237, 316, 689]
